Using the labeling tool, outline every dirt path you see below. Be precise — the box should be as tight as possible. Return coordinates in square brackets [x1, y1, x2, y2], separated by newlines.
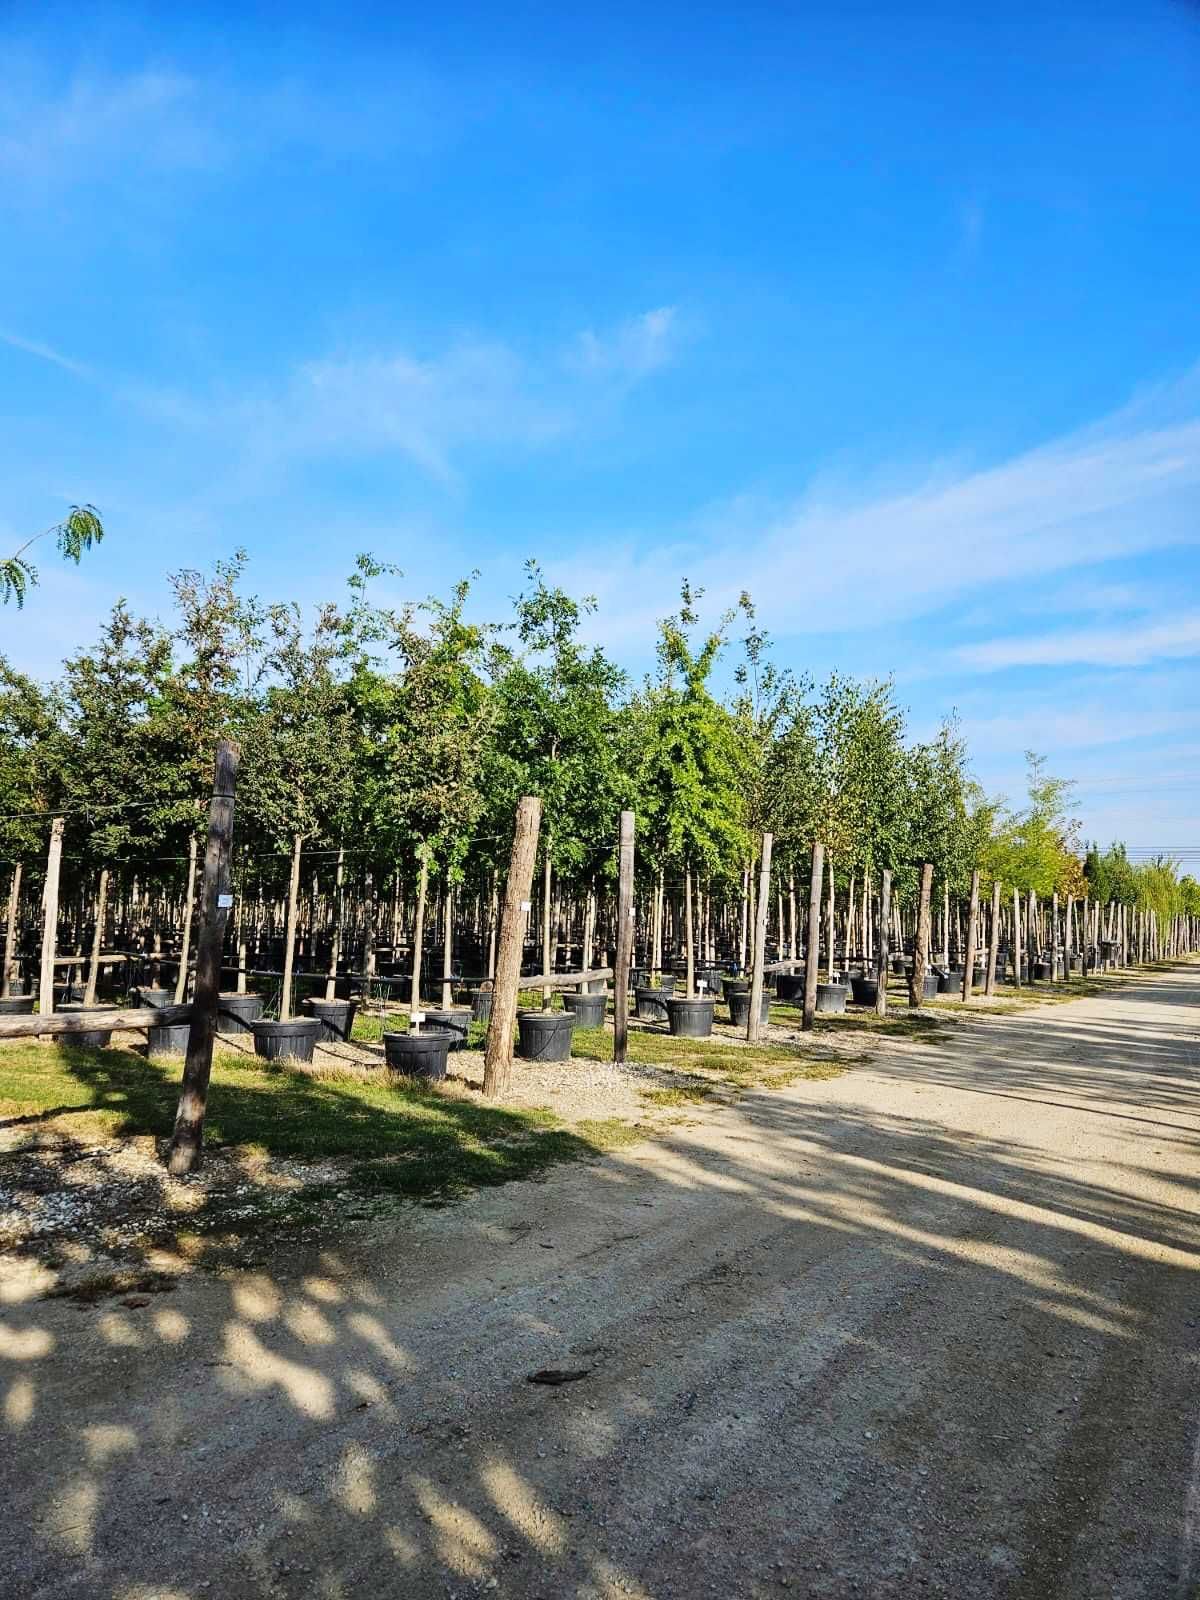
[4, 965, 1200, 1599]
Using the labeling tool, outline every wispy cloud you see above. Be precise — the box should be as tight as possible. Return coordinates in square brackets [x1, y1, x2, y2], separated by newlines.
[570, 307, 680, 382]
[0, 328, 91, 379]
[958, 614, 1200, 670]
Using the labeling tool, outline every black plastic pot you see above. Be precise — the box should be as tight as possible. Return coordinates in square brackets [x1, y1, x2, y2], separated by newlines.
[665, 996, 715, 1039]
[422, 1008, 472, 1051]
[383, 1028, 453, 1081]
[136, 987, 174, 1009]
[586, 979, 609, 995]
[470, 988, 494, 1022]
[0, 995, 35, 1016]
[562, 991, 606, 1028]
[217, 992, 265, 1035]
[303, 997, 359, 1042]
[816, 982, 848, 1014]
[891, 956, 911, 976]
[148, 1020, 192, 1057]
[934, 969, 958, 995]
[659, 973, 677, 996]
[629, 967, 648, 991]
[1032, 960, 1052, 981]
[776, 973, 806, 1002]
[57, 1003, 115, 1049]
[922, 973, 940, 1000]
[728, 989, 769, 1027]
[251, 1018, 320, 1062]
[850, 976, 879, 1006]
[516, 1010, 576, 1062]
[722, 977, 750, 999]
[635, 987, 671, 1022]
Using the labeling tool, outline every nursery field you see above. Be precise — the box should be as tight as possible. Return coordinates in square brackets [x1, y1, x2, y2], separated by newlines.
[2, 962, 1198, 1599]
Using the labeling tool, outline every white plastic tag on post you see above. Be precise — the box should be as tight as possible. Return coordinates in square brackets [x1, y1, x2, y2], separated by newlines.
[697, 980, 707, 994]
[411, 1010, 425, 1031]
[520, 900, 532, 912]
[217, 893, 233, 909]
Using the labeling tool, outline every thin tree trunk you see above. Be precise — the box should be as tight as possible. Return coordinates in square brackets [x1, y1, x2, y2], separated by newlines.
[2, 861, 22, 998]
[279, 832, 302, 1021]
[875, 868, 892, 1017]
[83, 867, 109, 1008]
[541, 849, 553, 1008]
[483, 798, 542, 1098]
[410, 853, 429, 1016]
[802, 842, 825, 1032]
[39, 818, 65, 1028]
[684, 865, 695, 998]
[909, 862, 933, 1008]
[174, 832, 199, 1004]
[442, 885, 454, 1008]
[325, 846, 345, 1001]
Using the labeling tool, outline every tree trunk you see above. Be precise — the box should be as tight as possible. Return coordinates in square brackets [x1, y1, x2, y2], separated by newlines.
[174, 832, 199, 1004]
[1013, 884, 1023, 989]
[825, 858, 835, 980]
[541, 849, 553, 1008]
[875, 868, 892, 1017]
[962, 868, 980, 1001]
[442, 885, 454, 1008]
[684, 865, 695, 998]
[410, 853, 429, 1016]
[279, 832, 303, 1021]
[483, 797, 542, 1098]
[325, 846, 345, 1001]
[613, 811, 635, 1065]
[908, 862, 933, 1008]
[747, 834, 773, 1044]
[2, 861, 22, 998]
[83, 867, 110, 1008]
[802, 842, 825, 1032]
[39, 818, 64, 1028]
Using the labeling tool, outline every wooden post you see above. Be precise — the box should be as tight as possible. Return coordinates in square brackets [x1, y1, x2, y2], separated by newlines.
[173, 831, 199, 1004]
[909, 862, 933, 1008]
[541, 848, 553, 1008]
[613, 810, 635, 1065]
[875, 867, 892, 1016]
[962, 868, 980, 1002]
[747, 832, 773, 1044]
[83, 866, 110, 1008]
[168, 741, 238, 1176]
[483, 797, 542, 1099]
[802, 841, 825, 1032]
[1064, 893, 1074, 982]
[38, 818, 64, 1024]
[279, 831, 302, 1021]
[2, 861, 22, 998]
[825, 857, 835, 980]
[1012, 883, 1023, 989]
[410, 850, 429, 1017]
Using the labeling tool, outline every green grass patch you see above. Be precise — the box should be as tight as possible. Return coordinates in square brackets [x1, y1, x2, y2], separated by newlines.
[0, 1039, 629, 1213]
[568, 1024, 848, 1092]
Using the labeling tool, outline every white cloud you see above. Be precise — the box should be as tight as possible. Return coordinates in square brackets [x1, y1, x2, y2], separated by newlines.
[571, 307, 680, 382]
[958, 614, 1200, 670]
[0, 328, 91, 379]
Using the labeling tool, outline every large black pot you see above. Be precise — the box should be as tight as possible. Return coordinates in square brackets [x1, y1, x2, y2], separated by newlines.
[422, 1008, 472, 1051]
[562, 991, 606, 1028]
[1032, 960, 1053, 982]
[136, 987, 174, 1009]
[303, 997, 359, 1042]
[728, 989, 770, 1027]
[850, 976, 879, 1006]
[586, 978, 609, 995]
[57, 1003, 116, 1049]
[470, 988, 493, 1022]
[384, 1028, 453, 1081]
[218, 992, 265, 1035]
[816, 982, 848, 1014]
[0, 995, 35, 1016]
[138, 988, 192, 1057]
[665, 996, 715, 1039]
[776, 973, 806, 1002]
[516, 1010, 575, 1062]
[891, 956, 911, 977]
[921, 973, 940, 1000]
[251, 1018, 319, 1063]
[635, 987, 671, 1022]
[934, 969, 959, 995]
[722, 977, 750, 999]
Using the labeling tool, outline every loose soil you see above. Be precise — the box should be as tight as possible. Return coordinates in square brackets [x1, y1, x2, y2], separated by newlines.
[2, 964, 1198, 1598]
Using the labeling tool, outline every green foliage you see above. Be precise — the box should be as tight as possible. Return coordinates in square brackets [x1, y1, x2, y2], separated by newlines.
[1, 505, 104, 608]
[983, 752, 1082, 896]
[0, 658, 63, 860]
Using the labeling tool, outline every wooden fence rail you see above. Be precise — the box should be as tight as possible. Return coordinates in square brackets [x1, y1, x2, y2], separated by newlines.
[0, 1003, 194, 1041]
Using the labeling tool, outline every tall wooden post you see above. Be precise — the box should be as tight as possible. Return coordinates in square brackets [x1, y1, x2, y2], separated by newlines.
[747, 832, 772, 1044]
[984, 879, 1002, 994]
[541, 849, 553, 1008]
[962, 868, 980, 1002]
[168, 741, 238, 1176]
[38, 818, 64, 1023]
[483, 797, 543, 1099]
[1012, 884, 1023, 989]
[875, 867, 892, 1017]
[684, 865, 695, 997]
[442, 885, 454, 1008]
[909, 862, 933, 1008]
[325, 845, 345, 1001]
[2, 861, 23, 998]
[613, 810, 635, 1065]
[802, 841, 825, 1032]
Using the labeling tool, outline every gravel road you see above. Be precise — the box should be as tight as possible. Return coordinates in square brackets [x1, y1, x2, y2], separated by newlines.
[4, 964, 1199, 1599]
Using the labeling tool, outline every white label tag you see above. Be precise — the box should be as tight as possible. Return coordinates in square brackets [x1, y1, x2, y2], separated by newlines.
[411, 1011, 425, 1025]
[697, 980, 707, 993]
[217, 894, 234, 909]
[520, 900, 532, 912]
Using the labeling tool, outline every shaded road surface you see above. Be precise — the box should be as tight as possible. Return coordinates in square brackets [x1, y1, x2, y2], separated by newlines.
[4, 965, 1200, 1599]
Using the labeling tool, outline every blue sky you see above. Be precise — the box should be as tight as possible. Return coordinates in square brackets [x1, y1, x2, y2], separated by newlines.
[3, 1, 1200, 848]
